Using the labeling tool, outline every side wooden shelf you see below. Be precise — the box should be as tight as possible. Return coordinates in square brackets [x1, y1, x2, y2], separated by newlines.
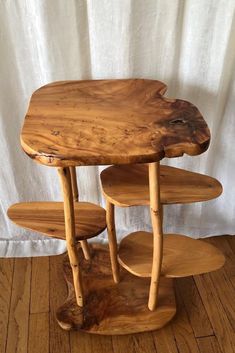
[118, 232, 225, 278]
[101, 164, 222, 207]
[7, 202, 106, 241]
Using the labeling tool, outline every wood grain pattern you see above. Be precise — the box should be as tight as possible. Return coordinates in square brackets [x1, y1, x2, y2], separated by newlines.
[2, 236, 234, 352]
[56, 244, 176, 334]
[194, 273, 235, 353]
[21, 79, 210, 167]
[172, 284, 201, 353]
[0, 259, 14, 353]
[28, 313, 49, 353]
[148, 162, 163, 311]
[30, 257, 49, 314]
[106, 199, 120, 283]
[175, 277, 213, 338]
[101, 164, 222, 207]
[197, 336, 223, 353]
[49, 255, 71, 353]
[7, 201, 106, 241]
[118, 232, 225, 278]
[6, 258, 31, 353]
[69, 166, 91, 260]
[58, 167, 84, 307]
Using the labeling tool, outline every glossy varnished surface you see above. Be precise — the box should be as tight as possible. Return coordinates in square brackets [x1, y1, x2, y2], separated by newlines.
[21, 79, 210, 166]
[56, 244, 176, 334]
[7, 202, 106, 241]
[118, 232, 225, 278]
[101, 164, 222, 206]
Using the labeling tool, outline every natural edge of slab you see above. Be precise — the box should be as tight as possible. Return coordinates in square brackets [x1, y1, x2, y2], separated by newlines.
[56, 243, 176, 335]
[21, 79, 210, 166]
[118, 232, 225, 278]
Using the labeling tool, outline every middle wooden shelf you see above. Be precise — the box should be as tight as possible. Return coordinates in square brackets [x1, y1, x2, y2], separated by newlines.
[118, 231, 225, 278]
[7, 202, 106, 241]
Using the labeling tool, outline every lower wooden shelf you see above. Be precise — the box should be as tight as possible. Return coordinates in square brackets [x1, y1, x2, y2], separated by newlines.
[7, 202, 106, 241]
[118, 232, 225, 278]
[56, 243, 176, 334]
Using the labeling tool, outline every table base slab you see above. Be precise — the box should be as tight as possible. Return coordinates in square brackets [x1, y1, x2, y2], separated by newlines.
[56, 244, 176, 335]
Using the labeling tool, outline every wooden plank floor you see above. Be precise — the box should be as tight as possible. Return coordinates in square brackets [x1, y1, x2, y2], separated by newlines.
[0, 235, 234, 353]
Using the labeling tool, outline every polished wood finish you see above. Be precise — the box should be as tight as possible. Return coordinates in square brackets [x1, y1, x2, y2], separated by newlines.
[101, 164, 223, 207]
[69, 166, 91, 260]
[8, 201, 106, 241]
[148, 162, 163, 311]
[58, 167, 83, 307]
[1, 235, 234, 353]
[21, 79, 210, 167]
[56, 244, 176, 334]
[106, 200, 120, 283]
[118, 232, 225, 278]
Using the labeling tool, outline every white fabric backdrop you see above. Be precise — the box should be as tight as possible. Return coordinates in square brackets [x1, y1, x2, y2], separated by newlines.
[0, 0, 234, 257]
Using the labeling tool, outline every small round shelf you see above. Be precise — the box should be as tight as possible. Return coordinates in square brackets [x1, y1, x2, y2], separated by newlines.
[8, 202, 106, 241]
[118, 232, 225, 278]
[101, 164, 222, 207]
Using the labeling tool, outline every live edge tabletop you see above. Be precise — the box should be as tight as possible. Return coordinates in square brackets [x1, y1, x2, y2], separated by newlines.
[21, 79, 210, 166]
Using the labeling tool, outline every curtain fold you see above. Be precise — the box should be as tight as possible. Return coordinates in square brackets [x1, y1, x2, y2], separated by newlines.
[0, 0, 234, 257]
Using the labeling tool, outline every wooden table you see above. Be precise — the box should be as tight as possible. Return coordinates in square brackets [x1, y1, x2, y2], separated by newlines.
[8, 79, 225, 335]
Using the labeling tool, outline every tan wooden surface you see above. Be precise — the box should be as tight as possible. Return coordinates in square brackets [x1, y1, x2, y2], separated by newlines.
[1, 235, 234, 353]
[118, 232, 225, 278]
[58, 167, 84, 307]
[21, 79, 210, 167]
[8, 201, 106, 241]
[56, 244, 176, 334]
[148, 162, 163, 311]
[106, 200, 120, 283]
[101, 164, 222, 207]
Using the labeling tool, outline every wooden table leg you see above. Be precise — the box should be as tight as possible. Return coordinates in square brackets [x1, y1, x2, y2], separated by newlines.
[69, 166, 91, 261]
[148, 161, 163, 311]
[58, 167, 84, 307]
[106, 200, 120, 283]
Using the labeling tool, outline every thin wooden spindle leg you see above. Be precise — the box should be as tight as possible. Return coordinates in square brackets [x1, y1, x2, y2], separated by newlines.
[58, 167, 84, 307]
[106, 200, 120, 283]
[148, 161, 163, 311]
[69, 166, 91, 260]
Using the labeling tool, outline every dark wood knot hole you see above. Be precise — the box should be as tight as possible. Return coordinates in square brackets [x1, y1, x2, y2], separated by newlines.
[170, 118, 186, 125]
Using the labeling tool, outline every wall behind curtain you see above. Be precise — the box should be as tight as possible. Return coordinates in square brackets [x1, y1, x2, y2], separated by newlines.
[0, 0, 234, 257]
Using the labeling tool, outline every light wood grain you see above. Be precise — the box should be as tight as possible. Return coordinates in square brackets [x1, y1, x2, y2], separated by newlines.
[101, 164, 222, 207]
[118, 232, 225, 278]
[148, 162, 163, 311]
[58, 167, 84, 307]
[6, 258, 31, 353]
[21, 79, 210, 167]
[56, 244, 176, 334]
[106, 200, 120, 283]
[8, 201, 106, 241]
[0, 259, 14, 353]
[30, 257, 49, 314]
[69, 166, 91, 260]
